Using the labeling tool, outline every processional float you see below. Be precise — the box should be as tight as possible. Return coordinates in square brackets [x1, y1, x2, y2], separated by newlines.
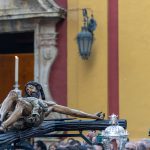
[0, 56, 128, 149]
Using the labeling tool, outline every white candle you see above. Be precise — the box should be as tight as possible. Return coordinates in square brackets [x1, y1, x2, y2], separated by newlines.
[15, 56, 19, 83]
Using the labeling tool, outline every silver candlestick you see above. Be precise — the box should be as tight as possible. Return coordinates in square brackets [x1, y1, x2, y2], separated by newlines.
[13, 82, 22, 98]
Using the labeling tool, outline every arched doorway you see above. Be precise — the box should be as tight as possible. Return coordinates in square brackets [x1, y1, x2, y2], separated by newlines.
[0, 32, 34, 101]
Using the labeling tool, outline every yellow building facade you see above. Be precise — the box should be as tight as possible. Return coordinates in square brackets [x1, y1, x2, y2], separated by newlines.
[67, 0, 108, 119]
[67, 0, 150, 140]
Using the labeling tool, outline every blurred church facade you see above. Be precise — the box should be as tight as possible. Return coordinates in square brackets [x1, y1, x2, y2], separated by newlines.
[1, 0, 150, 140]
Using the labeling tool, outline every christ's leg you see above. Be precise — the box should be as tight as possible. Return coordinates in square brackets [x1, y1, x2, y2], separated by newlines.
[1, 99, 32, 130]
[0, 90, 18, 122]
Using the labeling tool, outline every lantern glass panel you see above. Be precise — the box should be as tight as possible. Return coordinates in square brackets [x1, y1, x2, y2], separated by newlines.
[87, 37, 93, 56]
[83, 37, 87, 56]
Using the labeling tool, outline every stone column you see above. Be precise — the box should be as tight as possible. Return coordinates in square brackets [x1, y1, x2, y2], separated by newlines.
[37, 21, 58, 101]
[39, 32, 57, 101]
[34, 20, 65, 122]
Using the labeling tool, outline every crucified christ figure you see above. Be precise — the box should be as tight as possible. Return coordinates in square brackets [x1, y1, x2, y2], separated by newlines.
[0, 81, 104, 132]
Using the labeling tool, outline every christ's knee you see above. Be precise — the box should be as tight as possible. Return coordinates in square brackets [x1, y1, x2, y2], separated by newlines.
[8, 90, 18, 100]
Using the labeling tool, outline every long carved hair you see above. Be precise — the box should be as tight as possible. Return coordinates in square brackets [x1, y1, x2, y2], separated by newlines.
[24, 81, 45, 100]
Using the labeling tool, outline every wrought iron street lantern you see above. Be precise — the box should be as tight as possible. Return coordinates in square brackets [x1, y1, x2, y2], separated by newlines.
[101, 114, 128, 150]
[77, 9, 97, 59]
